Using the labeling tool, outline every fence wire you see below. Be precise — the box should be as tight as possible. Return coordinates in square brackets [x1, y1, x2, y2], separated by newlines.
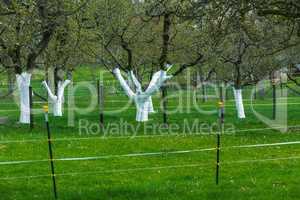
[1, 155, 300, 181]
[0, 140, 300, 167]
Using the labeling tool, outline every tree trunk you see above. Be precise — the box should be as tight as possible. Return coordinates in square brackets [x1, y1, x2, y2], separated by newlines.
[54, 67, 59, 95]
[198, 71, 207, 102]
[159, 13, 171, 69]
[202, 83, 207, 102]
[258, 81, 265, 99]
[47, 67, 55, 113]
[233, 88, 245, 119]
[113, 68, 171, 122]
[233, 64, 245, 119]
[7, 68, 14, 93]
[148, 96, 155, 113]
[42, 80, 70, 117]
[16, 72, 32, 124]
[134, 95, 150, 122]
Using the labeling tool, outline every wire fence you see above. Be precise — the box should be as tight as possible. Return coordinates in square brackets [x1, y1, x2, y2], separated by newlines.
[1, 154, 299, 181]
[0, 80, 300, 196]
[0, 149, 300, 181]
[1, 140, 300, 167]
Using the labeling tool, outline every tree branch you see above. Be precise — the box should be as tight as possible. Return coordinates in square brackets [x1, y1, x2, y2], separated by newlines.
[173, 53, 204, 76]
[159, 12, 172, 69]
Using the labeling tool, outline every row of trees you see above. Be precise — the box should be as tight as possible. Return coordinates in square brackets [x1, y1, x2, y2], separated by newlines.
[0, 0, 89, 122]
[0, 0, 299, 122]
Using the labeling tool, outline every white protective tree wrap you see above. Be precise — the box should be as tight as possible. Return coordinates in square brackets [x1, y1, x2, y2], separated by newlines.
[233, 88, 246, 119]
[129, 71, 155, 113]
[147, 96, 155, 113]
[134, 94, 151, 122]
[113, 68, 172, 122]
[42, 80, 71, 116]
[16, 72, 32, 124]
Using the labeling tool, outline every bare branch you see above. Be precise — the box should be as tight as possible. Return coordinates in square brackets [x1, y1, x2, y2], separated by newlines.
[173, 53, 204, 76]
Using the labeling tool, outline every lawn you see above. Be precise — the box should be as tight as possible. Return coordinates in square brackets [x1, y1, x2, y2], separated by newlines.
[0, 67, 300, 200]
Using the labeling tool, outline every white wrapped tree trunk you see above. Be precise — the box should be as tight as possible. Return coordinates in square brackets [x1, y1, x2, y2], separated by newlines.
[16, 72, 32, 124]
[42, 80, 71, 116]
[233, 88, 246, 119]
[113, 68, 171, 122]
[135, 95, 150, 122]
[147, 96, 155, 113]
[129, 71, 155, 114]
[53, 98, 63, 116]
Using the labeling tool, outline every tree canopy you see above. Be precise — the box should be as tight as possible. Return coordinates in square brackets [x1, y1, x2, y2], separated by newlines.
[0, 0, 299, 83]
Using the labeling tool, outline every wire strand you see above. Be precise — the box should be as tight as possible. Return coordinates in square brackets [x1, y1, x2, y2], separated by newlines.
[1, 140, 300, 166]
[1, 155, 300, 181]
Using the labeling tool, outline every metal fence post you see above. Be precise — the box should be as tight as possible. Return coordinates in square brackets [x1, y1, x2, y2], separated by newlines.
[29, 86, 33, 129]
[43, 105, 58, 199]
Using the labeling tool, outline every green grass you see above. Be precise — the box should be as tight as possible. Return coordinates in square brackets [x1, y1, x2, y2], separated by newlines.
[0, 67, 300, 199]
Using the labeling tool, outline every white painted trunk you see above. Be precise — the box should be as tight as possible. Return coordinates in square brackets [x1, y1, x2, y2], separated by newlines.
[16, 72, 32, 124]
[113, 68, 172, 122]
[42, 80, 70, 117]
[53, 99, 63, 116]
[134, 96, 155, 121]
[147, 96, 155, 113]
[113, 68, 135, 99]
[233, 88, 246, 119]
[135, 96, 150, 122]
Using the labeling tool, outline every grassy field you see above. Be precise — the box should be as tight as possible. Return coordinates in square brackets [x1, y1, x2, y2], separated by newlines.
[0, 67, 300, 200]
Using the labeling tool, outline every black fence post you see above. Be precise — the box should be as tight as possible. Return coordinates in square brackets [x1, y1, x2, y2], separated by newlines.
[272, 80, 276, 120]
[216, 83, 224, 185]
[202, 83, 207, 103]
[254, 85, 257, 100]
[98, 80, 104, 127]
[29, 86, 34, 129]
[43, 105, 58, 199]
[161, 85, 168, 125]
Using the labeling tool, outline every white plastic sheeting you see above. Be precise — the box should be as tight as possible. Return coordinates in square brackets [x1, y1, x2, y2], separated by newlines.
[113, 68, 172, 122]
[42, 80, 71, 116]
[233, 88, 246, 119]
[16, 72, 31, 124]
